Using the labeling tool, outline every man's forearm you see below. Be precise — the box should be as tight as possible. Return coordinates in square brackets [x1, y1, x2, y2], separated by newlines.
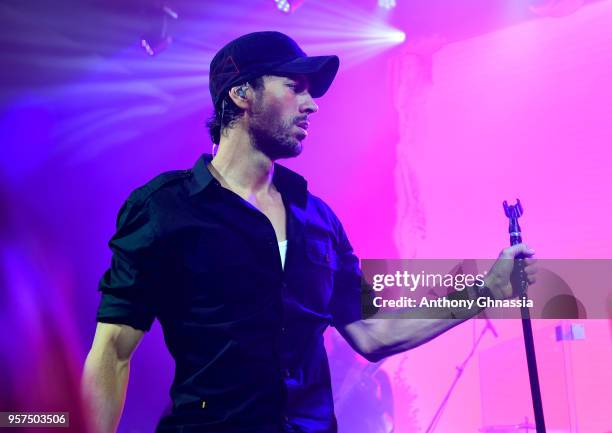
[353, 285, 484, 362]
[81, 350, 130, 433]
[357, 314, 467, 362]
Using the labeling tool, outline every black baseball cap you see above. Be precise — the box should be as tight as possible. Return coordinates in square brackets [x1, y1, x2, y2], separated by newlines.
[209, 31, 339, 110]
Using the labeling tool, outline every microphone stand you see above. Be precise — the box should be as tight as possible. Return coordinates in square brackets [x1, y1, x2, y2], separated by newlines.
[425, 321, 495, 433]
[503, 199, 546, 433]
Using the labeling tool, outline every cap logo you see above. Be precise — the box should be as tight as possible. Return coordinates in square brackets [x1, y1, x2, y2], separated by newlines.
[211, 55, 241, 96]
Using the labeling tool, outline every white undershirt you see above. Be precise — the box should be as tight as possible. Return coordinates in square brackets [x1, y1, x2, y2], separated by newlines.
[278, 240, 288, 270]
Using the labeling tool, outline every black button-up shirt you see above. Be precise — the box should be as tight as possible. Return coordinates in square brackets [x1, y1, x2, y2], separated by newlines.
[96, 154, 365, 433]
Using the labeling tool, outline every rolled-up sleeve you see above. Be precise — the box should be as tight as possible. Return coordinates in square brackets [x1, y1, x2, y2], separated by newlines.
[328, 217, 376, 328]
[96, 190, 161, 331]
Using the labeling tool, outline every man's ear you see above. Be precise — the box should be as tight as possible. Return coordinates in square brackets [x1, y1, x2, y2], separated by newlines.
[228, 85, 250, 109]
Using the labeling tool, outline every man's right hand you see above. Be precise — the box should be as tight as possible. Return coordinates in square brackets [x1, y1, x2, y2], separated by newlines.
[483, 243, 537, 300]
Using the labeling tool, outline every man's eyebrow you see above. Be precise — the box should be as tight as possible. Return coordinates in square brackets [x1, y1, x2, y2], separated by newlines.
[284, 75, 307, 84]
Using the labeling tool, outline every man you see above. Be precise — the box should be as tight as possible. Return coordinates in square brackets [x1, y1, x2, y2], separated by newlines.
[82, 31, 536, 433]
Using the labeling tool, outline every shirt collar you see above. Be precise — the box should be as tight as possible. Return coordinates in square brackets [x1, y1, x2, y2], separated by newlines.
[188, 153, 308, 208]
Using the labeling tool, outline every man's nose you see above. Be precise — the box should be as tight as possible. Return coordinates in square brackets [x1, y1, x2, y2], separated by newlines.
[300, 92, 319, 114]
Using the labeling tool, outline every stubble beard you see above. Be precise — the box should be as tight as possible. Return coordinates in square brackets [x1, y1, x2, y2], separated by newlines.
[248, 99, 303, 161]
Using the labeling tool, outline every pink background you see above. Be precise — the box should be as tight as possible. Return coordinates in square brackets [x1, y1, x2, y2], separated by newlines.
[1, 0, 611, 432]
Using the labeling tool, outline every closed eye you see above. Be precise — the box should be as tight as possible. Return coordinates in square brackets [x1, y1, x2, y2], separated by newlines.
[287, 82, 307, 94]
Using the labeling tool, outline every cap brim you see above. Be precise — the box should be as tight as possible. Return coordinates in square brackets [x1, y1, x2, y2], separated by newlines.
[270, 55, 339, 98]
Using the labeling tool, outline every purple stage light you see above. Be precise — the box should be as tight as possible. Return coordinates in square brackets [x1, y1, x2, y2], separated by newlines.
[389, 30, 406, 43]
[274, 0, 305, 14]
[378, 0, 396, 10]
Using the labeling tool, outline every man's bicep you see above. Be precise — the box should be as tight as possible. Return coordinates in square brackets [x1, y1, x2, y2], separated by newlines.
[90, 322, 145, 362]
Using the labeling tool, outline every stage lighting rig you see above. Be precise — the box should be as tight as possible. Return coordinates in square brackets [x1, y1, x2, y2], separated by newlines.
[141, 3, 178, 56]
[274, 0, 306, 14]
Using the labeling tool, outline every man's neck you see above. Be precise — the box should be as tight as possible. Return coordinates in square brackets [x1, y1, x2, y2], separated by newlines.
[210, 128, 276, 198]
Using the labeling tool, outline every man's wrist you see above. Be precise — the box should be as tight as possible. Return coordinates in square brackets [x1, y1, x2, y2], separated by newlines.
[471, 281, 492, 299]
[447, 283, 489, 319]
